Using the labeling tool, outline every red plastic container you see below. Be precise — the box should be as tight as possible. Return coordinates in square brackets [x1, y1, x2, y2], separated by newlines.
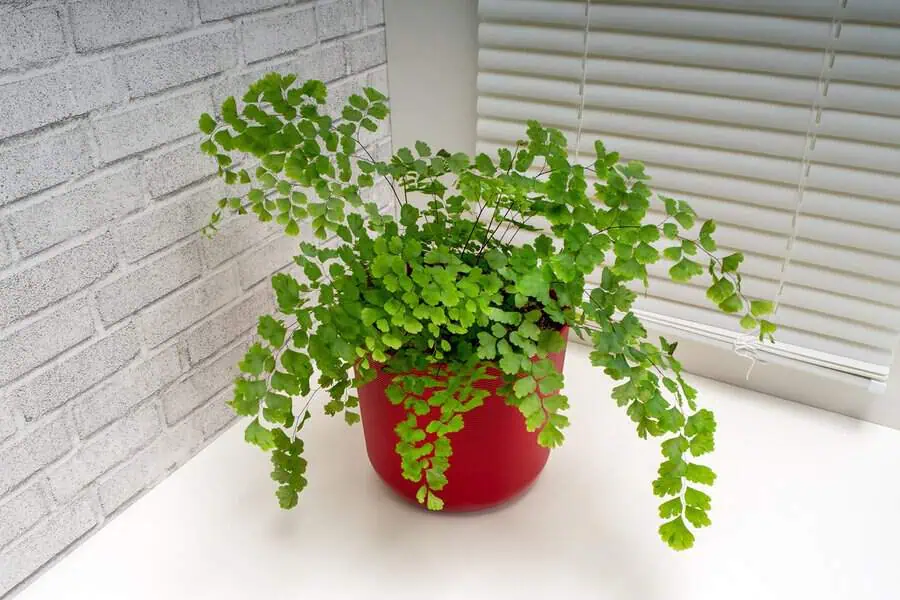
[357, 329, 568, 511]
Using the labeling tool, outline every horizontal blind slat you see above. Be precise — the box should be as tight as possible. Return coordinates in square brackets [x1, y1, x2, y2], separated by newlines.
[478, 118, 804, 184]
[836, 23, 900, 57]
[637, 270, 900, 330]
[588, 0, 838, 20]
[629, 269, 900, 332]
[802, 190, 900, 231]
[630, 295, 893, 365]
[480, 23, 827, 76]
[818, 109, 900, 145]
[479, 0, 588, 27]
[483, 0, 834, 47]
[478, 96, 809, 158]
[807, 163, 900, 202]
[791, 239, 900, 283]
[830, 53, 900, 87]
[480, 72, 814, 132]
[479, 22, 585, 54]
[629, 277, 898, 348]
[788, 263, 900, 306]
[480, 49, 819, 105]
[587, 30, 825, 77]
[823, 82, 900, 118]
[796, 216, 900, 257]
[478, 138, 801, 211]
[811, 137, 900, 175]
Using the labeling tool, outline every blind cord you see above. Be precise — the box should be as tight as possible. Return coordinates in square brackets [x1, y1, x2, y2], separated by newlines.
[573, 0, 591, 162]
[732, 1, 844, 380]
[569, 1, 845, 380]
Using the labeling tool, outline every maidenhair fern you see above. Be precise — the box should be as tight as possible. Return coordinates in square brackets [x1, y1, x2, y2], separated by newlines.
[198, 73, 775, 549]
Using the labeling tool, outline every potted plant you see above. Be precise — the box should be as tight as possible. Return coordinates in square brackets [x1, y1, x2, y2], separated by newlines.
[197, 73, 776, 550]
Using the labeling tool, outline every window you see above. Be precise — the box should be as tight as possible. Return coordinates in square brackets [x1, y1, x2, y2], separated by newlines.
[476, 0, 900, 390]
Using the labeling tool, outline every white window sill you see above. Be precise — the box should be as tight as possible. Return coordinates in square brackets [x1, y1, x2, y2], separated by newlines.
[16, 343, 900, 600]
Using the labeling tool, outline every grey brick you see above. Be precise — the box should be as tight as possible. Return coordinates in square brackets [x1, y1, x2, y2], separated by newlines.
[186, 389, 236, 441]
[70, 0, 192, 52]
[0, 485, 47, 549]
[369, 178, 396, 208]
[364, 0, 384, 26]
[14, 323, 140, 421]
[0, 299, 94, 388]
[95, 426, 188, 514]
[373, 137, 392, 162]
[0, 124, 93, 205]
[0, 496, 96, 597]
[138, 266, 241, 349]
[0, 415, 73, 496]
[48, 403, 160, 501]
[72, 344, 183, 436]
[0, 225, 13, 270]
[201, 215, 276, 268]
[198, 0, 289, 22]
[69, 58, 129, 115]
[0, 397, 16, 442]
[97, 389, 232, 514]
[143, 135, 218, 198]
[0, 232, 117, 328]
[0, 73, 69, 140]
[0, 6, 65, 72]
[237, 226, 302, 288]
[9, 164, 143, 257]
[324, 74, 363, 119]
[0, 61, 128, 140]
[294, 42, 347, 83]
[0, 63, 127, 141]
[165, 341, 249, 423]
[96, 241, 202, 325]
[367, 65, 389, 97]
[119, 180, 224, 262]
[94, 88, 212, 163]
[346, 28, 386, 73]
[185, 285, 274, 364]
[242, 7, 316, 63]
[317, 0, 362, 41]
[120, 28, 238, 98]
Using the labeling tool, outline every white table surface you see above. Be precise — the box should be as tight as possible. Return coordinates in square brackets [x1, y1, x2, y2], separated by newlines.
[16, 343, 900, 600]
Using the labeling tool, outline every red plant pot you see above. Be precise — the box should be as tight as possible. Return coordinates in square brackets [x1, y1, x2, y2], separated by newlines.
[357, 328, 568, 512]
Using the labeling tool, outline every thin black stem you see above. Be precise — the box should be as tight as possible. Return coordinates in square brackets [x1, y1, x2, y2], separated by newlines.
[466, 145, 526, 258]
[352, 136, 405, 206]
[290, 386, 323, 440]
[459, 202, 489, 257]
[501, 214, 532, 247]
[474, 192, 503, 256]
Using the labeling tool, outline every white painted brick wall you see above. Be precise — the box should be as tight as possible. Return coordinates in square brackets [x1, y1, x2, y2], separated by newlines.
[0, 0, 390, 595]
[0, 7, 66, 71]
[242, 6, 318, 63]
[317, 0, 363, 41]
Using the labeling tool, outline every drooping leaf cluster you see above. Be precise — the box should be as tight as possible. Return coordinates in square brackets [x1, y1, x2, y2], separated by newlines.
[197, 73, 776, 549]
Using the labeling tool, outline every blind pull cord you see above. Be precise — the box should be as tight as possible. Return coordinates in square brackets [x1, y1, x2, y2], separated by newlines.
[733, 2, 843, 380]
[573, 0, 591, 162]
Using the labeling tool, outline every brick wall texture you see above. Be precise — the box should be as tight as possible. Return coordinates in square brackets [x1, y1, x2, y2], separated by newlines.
[0, 0, 390, 595]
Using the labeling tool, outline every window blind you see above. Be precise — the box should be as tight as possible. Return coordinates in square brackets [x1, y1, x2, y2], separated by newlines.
[476, 0, 900, 389]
